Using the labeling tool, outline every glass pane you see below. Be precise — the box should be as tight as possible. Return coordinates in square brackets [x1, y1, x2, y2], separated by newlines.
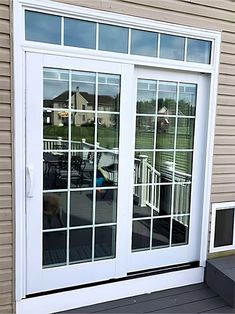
[43, 231, 66, 267]
[133, 185, 152, 218]
[25, 11, 61, 44]
[71, 112, 95, 146]
[176, 118, 195, 149]
[64, 18, 96, 49]
[97, 113, 119, 149]
[175, 152, 193, 181]
[153, 184, 172, 216]
[70, 191, 93, 226]
[43, 152, 68, 190]
[155, 151, 174, 183]
[152, 218, 170, 248]
[137, 79, 157, 114]
[43, 68, 69, 109]
[158, 82, 177, 115]
[178, 83, 197, 117]
[98, 74, 120, 112]
[95, 189, 117, 224]
[98, 152, 119, 187]
[43, 110, 69, 149]
[135, 116, 155, 149]
[95, 226, 116, 260]
[173, 184, 191, 215]
[160, 34, 185, 61]
[172, 215, 189, 246]
[71, 71, 96, 111]
[214, 209, 234, 247]
[132, 220, 150, 251]
[99, 24, 128, 53]
[187, 39, 211, 64]
[69, 228, 92, 263]
[134, 152, 153, 184]
[156, 117, 175, 149]
[131, 29, 158, 57]
[43, 192, 67, 229]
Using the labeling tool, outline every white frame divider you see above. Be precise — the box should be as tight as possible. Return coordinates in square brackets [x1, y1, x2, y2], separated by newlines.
[13, 0, 221, 307]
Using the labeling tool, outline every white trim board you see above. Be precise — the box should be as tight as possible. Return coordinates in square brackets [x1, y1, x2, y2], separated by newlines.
[16, 267, 204, 314]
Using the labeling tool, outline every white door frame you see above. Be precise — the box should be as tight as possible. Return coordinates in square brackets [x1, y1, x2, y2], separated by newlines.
[26, 53, 135, 294]
[13, 0, 221, 303]
[128, 67, 209, 272]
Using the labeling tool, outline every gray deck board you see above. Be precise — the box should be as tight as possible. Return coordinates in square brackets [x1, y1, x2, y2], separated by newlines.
[57, 283, 234, 314]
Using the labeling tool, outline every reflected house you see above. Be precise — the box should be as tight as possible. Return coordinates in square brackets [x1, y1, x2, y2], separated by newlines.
[44, 89, 117, 129]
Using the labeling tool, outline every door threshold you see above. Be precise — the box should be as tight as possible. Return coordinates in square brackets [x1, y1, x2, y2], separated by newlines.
[16, 267, 204, 314]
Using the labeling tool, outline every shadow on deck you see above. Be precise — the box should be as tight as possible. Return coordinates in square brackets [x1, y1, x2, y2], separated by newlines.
[57, 283, 234, 313]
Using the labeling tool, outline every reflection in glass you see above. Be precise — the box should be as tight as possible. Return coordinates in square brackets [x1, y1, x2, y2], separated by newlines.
[134, 152, 153, 184]
[133, 187, 151, 218]
[43, 68, 69, 109]
[97, 113, 119, 149]
[70, 191, 93, 226]
[95, 226, 116, 260]
[137, 79, 157, 114]
[98, 153, 119, 187]
[176, 118, 195, 149]
[98, 74, 120, 112]
[43, 110, 69, 149]
[131, 29, 158, 57]
[43, 152, 68, 190]
[71, 71, 96, 111]
[43, 192, 67, 229]
[178, 84, 197, 117]
[173, 184, 191, 215]
[43, 231, 66, 267]
[64, 18, 96, 49]
[71, 112, 95, 146]
[172, 215, 189, 246]
[99, 24, 128, 53]
[155, 151, 174, 183]
[158, 81, 177, 115]
[95, 189, 117, 224]
[69, 228, 92, 263]
[187, 39, 211, 64]
[25, 11, 61, 44]
[135, 116, 155, 149]
[152, 218, 170, 248]
[156, 117, 175, 149]
[153, 184, 172, 216]
[214, 209, 234, 247]
[132, 220, 150, 251]
[175, 152, 193, 180]
[160, 34, 185, 61]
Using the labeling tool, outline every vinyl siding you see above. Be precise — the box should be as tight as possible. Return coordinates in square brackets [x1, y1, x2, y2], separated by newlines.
[0, 0, 13, 312]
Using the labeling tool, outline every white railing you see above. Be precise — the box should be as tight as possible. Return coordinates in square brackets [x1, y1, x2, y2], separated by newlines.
[134, 155, 161, 213]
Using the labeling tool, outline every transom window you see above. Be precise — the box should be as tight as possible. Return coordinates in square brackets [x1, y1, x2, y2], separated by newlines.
[25, 10, 212, 65]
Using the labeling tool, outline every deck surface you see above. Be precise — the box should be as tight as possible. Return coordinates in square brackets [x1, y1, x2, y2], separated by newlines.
[57, 283, 234, 313]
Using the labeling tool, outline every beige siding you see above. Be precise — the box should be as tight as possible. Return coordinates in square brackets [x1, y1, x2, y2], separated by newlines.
[0, 0, 13, 312]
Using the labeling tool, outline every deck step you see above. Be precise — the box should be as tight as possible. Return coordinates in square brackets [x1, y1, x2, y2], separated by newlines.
[205, 255, 235, 308]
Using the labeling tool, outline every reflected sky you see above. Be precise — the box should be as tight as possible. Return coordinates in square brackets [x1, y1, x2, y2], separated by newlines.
[187, 38, 211, 64]
[131, 29, 158, 57]
[160, 34, 185, 61]
[64, 18, 96, 49]
[25, 11, 61, 44]
[99, 24, 128, 53]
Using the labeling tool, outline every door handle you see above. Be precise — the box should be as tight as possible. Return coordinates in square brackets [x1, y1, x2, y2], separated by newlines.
[26, 165, 34, 198]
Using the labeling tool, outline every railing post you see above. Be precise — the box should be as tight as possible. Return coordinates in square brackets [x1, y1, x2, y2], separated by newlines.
[139, 155, 148, 207]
